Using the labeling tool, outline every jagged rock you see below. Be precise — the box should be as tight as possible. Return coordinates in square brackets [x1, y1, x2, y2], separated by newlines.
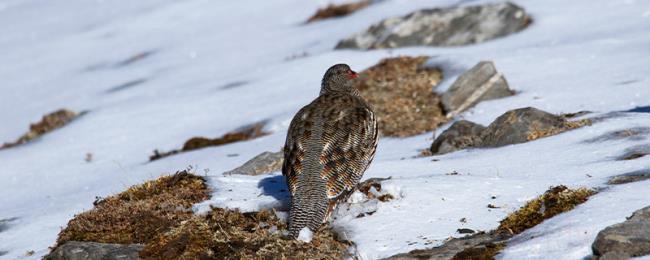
[336, 2, 530, 49]
[45, 241, 143, 260]
[592, 206, 650, 259]
[442, 61, 514, 116]
[430, 107, 590, 154]
[430, 120, 485, 154]
[480, 107, 568, 147]
[608, 169, 650, 185]
[384, 231, 510, 260]
[223, 151, 283, 176]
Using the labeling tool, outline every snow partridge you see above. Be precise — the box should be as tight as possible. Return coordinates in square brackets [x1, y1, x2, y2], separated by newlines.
[282, 64, 378, 238]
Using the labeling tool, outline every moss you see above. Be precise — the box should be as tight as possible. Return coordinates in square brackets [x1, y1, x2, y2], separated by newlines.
[2, 109, 80, 149]
[355, 56, 446, 137]
[526, 118, 591, 141]
[150, 122, 269, 161]
[306, 1, 370, 23]
[141, 208, 351, 259]
[55, 171, 209, 246]
[498, 185, 596, 235]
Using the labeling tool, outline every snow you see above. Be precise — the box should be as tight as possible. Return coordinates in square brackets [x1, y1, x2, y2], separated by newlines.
[298, 227, 314, 243]
[0, 0, 649, 259]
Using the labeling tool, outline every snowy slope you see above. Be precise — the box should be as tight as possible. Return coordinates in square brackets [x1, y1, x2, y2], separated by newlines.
[1, 0, 649, 259]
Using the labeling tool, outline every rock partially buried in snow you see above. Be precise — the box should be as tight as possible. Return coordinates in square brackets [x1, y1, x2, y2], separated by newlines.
[442, 61, 514, 117]
[430, 107, 591, 154]
[44, 241, 143, 260]
[430, 120, 485, 155]
[592, 206, 650, 259]
[297, 227, 314, 243]
[335, 2, 531, 49]
[481, 107, 570, 147]
[607, 169, 650, 185]
[223, 151, 283, 176]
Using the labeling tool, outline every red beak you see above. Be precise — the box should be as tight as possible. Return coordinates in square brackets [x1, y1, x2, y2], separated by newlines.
[348, 70, 358, 79]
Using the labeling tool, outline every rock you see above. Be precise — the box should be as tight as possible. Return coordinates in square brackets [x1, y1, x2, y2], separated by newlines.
[442, 61, 514, 116]
[429, 107, 591, 155]
[607, 169, 650, 185]
[592, 206, 650, 259]
[480, 107, 568, 147]
[336, 2, 530, 50]
[45, 241, 143, 260]
[223, 151, 283, 176]
[430, 120, 485, 155]
[384, 231, 510, 260]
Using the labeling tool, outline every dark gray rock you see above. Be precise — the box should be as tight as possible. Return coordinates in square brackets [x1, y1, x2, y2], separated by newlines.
[608, 169, 650, 185]
[336, 2, 530, 50]
[592, 206, 650, 259]
[430, 120, 485, 155]
[480, 107, 567, 147]
[223, 151, 283, 176]
[442, 61, 514, 116]
[429, 107, 587, 155]
[384, 231, 510, 260]
[45, 241, 143, 260]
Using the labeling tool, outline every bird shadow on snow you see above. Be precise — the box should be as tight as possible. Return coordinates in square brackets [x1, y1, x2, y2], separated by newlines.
[258, 175, 291, 210]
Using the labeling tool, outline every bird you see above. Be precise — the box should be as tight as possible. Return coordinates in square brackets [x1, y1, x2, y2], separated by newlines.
[282, 64, 378, 239]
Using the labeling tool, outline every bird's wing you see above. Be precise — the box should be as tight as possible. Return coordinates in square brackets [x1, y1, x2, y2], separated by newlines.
[283, 95, 378, 201]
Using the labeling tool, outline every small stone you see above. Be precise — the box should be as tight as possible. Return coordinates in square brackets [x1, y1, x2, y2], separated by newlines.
[457, 228, 476, 234]
[430, 120, 486, 155]
[442, 61, 514, 116]
[223, 151, 283, 176]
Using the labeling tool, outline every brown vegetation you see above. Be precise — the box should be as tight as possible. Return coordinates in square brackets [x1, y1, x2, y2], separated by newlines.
[355, 56, 446, 137]
[2, 109, 80, 149]
[55, 171, 209, 246]
[141, 208, 351, 259]
[498, 185, 595, 234]
[150, 122, 269, 161]
[526, 118, 592, 141]
[306, 1, 370, 23]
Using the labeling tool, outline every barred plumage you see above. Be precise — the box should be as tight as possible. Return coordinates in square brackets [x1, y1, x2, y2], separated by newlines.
[283, 64, 378, 238]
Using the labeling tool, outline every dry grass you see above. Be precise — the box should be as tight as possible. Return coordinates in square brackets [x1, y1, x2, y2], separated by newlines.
[452, 242, 505, 260]
[306, 1, 370, 23]
[150, 122, 269, 161]
[355, 56, 446, 137]
[55, 171, 209, 246]
[498, 185, 596, 235]
[526, 118, 592, 141]
[141, 207, 351, 259]
[2, 109, 79, 149]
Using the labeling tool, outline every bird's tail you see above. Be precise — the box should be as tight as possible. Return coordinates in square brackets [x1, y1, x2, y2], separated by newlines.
[287, 187, 329, 239]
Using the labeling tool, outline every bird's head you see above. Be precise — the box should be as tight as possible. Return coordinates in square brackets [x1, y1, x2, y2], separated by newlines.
[320, 63, 358, 95]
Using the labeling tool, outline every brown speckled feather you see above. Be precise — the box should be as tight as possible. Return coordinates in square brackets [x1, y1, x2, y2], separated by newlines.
[282, 66, 378, 237]
[284, 94, 377, 197]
